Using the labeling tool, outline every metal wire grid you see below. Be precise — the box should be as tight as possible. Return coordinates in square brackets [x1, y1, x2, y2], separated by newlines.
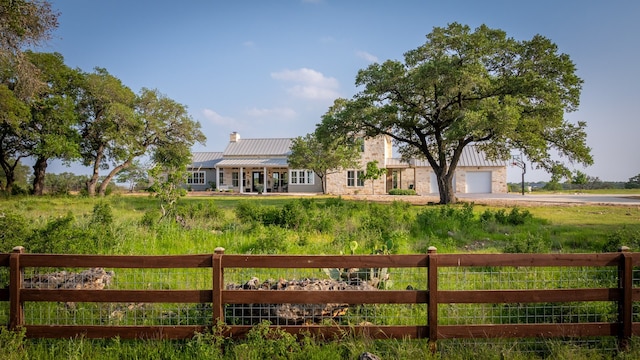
[23, 302, 212, 326]
[223, 266, 427, 326]
[633, 266, 640, 321]
[22, 267, 213, 290]
[438, 266, 618, 291]
[437, 266, 620, 325]
[21, 267, 213, 326]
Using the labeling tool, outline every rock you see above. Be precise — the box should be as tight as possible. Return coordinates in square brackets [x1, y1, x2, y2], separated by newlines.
[226, 277, 378, 325]
[23, 268, 114, 289]
[359, 352, 381, 360]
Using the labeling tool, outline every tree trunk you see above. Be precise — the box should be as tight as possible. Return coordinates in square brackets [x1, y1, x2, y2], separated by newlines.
[31, 157, 48, 195]
[86, 144, 104, 196]
[98, 158, 132, 196]
[437, 173, 457, 205]
[318, 173, 326, 194]
[2, 167, 15, 194]
[0, 156, 20, 194]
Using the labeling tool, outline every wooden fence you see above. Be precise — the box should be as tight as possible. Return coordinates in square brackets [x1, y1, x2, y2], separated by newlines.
[1, 245, 639, 350]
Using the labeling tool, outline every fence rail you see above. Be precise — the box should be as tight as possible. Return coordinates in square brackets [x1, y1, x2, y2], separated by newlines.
[1, 246, 639, 351]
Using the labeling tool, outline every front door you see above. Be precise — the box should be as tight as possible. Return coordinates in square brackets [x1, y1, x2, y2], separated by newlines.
[252, 171, 264, 192]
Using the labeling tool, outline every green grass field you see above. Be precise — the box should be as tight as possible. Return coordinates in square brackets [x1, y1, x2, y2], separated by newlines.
[1, 193, 640, 359]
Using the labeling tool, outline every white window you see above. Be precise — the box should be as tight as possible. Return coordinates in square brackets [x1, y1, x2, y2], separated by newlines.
[347, 170, 365, 187]
[232, 172, 239, 187]
[218, 169, 224, 185]
[290, 169, 315, 185]
[187, 171, 206, 185]
[347, 171, 355, 187]
[357, 170, 365, 187]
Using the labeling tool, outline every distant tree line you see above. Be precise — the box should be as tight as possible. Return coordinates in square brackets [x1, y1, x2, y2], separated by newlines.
[508, 171, 640, 192]
[0, 0, 205, 196]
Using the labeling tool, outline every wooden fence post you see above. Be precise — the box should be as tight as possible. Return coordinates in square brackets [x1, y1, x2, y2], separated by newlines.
[618, 246, 632, 351]
[427, 246, 438, 354]
[213, 247, 225, 327]
[9, 246, 25, 331]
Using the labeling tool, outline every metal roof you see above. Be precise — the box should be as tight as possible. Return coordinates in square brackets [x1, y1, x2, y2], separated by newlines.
[411, 144, 507, 168]
[189, 152, 223, 169]
[215, 158, 289, 167]
[224, 138, 292, 157]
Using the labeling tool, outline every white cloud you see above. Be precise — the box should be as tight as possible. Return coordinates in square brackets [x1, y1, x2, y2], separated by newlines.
[243, 40, 256, 48]
[270, 68, 340, 100]
[202, 109, 238, 128]
[356, 50, 379, 63]
[246, 107, 297, 119]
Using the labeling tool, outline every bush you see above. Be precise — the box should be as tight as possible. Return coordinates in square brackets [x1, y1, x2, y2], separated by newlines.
[504, 233, 551, 253]
[91, 201, 114, 226]
[178, 201, 224, 221]
[0, 327, 26, 360]
[388, 188, 416, 195]
[601, 227, 640, 252]
[0, 210, 31, 252]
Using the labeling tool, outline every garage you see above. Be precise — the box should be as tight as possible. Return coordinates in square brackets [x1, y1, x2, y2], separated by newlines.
[465, 171, 492, 193]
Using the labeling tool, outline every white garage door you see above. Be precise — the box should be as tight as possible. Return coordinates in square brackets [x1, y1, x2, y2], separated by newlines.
[430, 173, 457, 194]
[466, 171, 492, 193]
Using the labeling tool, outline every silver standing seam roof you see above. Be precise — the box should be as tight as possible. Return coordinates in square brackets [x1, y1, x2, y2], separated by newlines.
[223, 138, 292, 157]
[189, 152, 223, 169]
[411, 144, 507, 167]
[189, 140, 506, 169]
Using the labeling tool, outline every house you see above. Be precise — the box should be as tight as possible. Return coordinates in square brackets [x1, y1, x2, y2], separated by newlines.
[187, 132, 508, 194]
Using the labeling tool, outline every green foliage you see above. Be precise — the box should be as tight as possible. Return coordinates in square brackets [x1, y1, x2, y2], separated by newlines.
[543, 180, 563, 191]
[318, 23, 591, 204]
[148, 164, 188, 219]
[230, 321, 300, 359]
[177, 201, 224, 221]
[601, 227, 640, 253]
[0, 210, 31, 252]
[243, 225, 291, 254]
[626, 173, 640, 189]
[482, 207, 533, 226]
[388, 188, 416, 195]
[503, 233, 551, 253]
[0, 328, 27, 360]
[288, 131, 360, 194]
[91, 201, 113, 226]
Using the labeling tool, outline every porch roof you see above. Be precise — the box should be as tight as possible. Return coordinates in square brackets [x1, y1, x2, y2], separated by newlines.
[215, 158, 289, 167]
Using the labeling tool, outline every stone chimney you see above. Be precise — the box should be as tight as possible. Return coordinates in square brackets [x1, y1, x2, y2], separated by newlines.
[230, 132, 240, 142]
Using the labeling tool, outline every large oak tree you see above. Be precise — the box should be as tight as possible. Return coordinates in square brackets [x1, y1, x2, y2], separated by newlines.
[319, 23, 592, 204]
[24, 51, 83, 195]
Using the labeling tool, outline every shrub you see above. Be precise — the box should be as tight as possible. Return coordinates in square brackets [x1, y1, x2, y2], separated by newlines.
[230, 321, 300, 359]
[504, 233, 551, 253]
[601, 227, 640, 252]
[0, 327, 26, 360]
[0, 210, 31, 252]
[91, 201, 114, 226]
[178, 201, 223, 221]
[388, 188, 416, 195]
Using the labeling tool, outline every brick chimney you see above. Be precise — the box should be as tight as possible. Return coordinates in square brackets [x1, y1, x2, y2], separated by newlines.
[230, 132, 240, 142]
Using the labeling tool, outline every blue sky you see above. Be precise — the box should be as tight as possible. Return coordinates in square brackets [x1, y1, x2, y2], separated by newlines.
[40, 0, 640, 183]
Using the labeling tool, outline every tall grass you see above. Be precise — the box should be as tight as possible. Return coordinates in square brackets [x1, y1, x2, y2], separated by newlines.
[2, 194, 640, 358]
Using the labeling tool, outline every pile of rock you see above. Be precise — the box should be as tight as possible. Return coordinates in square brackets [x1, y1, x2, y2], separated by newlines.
[23, 268, 114, 289]
[226, 277, 378, 325]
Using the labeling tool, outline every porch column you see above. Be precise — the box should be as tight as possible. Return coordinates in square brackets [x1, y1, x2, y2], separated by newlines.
[215, 167, 220, 191]
[263, 167, 267, 192]
[240, 167, 244, 194]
